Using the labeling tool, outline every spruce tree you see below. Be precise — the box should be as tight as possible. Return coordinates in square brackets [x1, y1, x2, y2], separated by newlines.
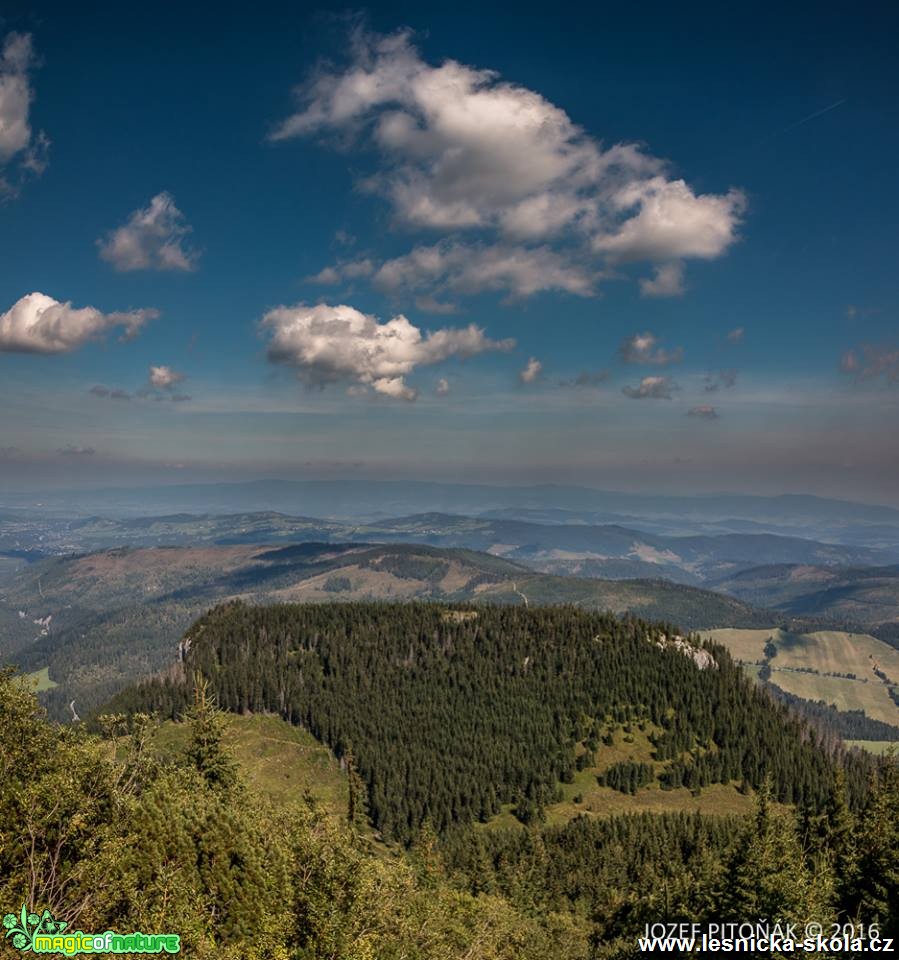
[184, 676, 238, 793]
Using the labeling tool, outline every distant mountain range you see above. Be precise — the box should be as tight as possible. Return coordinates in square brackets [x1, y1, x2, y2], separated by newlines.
[3, 487, 898, 726]
[4, 479, 899, 539]
[2, 508, 896, 586]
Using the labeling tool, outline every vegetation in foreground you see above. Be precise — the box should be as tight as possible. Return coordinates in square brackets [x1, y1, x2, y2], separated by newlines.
[2, 666, 899, 958]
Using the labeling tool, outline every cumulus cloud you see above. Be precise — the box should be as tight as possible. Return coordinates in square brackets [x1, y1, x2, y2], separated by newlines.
[307, 258, 375, 285]
[841, 345, 899, 383]
[592, 177, 745, 262]
[149, 365, 185, 389]
[0, 32, 49, 195]
[272, 29, 745, 300]
[262, 301, 514, 400]
[140, 365, 191, 402]
[98, 192, 199, 272]
[58, 445, 95, 457]
[519, 357, 543, 384]
[639, 262, 685, 298]
[687, 404, 719, 419]
[620, 331, 683, 366]
[0, 292, 157, 354]
[413, 295, 458, 315]
[308, 266, 341, 284]
[622, 375, 677, 399]
[726, 326, 745, 344]
[373, 241, 596, 300]
[703, 369, 738, 392]
[435, 376, 450, 395]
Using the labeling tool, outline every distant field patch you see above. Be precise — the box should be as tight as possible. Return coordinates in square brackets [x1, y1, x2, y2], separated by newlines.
[774, 630, 899, 680]
[700, 627, 778, 663]
[706, 626, 899, 728]
[768, 669, 899, 727]
[26, 666, 57, 691]
[844, 740, 899, 756]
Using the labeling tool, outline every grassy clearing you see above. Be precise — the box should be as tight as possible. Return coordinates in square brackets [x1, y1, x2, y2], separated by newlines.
[26, 666, 57, 691]
[476, 724, 758, 830]
[151, 714, 348, 816]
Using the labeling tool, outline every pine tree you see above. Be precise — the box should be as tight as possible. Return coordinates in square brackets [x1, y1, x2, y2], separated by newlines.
[184, 676, 238, 793]
[718, 777, 835, 928]
[344, 745, 367, 830]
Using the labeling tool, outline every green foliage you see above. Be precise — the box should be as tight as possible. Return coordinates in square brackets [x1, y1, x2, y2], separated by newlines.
[183, 676, 239, 793]
[718, 778, 834, 926]
[599, 761, 655, 794]
[0, 667, 591, 960]
[108, 602, 842, 843]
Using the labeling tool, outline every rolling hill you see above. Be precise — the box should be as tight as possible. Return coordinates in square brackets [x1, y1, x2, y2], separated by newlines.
[1, 542, 766, 721]
[711, 563, 899, 629]
[104, 601, 851, 842]
[4, 508, 895, 584]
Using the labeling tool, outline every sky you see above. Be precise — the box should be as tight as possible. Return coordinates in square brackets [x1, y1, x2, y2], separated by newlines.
[1, 1, 898, 502]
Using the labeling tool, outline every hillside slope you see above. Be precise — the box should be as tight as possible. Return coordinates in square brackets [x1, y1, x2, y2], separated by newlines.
[105, 602, 851, 842]
[2, 542, 765, 721]
[712, 563, 899, 628]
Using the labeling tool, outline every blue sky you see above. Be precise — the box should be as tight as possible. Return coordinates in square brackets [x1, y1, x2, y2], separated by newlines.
[1, 1, 898, 501]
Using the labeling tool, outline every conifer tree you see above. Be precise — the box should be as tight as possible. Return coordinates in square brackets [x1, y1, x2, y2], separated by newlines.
[717, 777, 834, 930]
[184, 676, 238, 793]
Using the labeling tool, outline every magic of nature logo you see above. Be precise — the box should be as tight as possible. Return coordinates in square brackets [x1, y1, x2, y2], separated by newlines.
[3, 905, 180, 955]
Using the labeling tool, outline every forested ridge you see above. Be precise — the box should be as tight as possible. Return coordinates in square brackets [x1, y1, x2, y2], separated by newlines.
[105, 601, 871, 842]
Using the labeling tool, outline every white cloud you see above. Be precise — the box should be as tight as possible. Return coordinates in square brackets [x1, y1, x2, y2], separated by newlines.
[620, 331, 682, 366]
[593, 177, 745, 262]
[373, 241, 595, 299]
[0, 32, 49, 194]
[414, 295, 458, 315]
[307, 259, 375, 285]
[639, 262, 685, 298]
[726, 326, 745, 344]
[519, 357, 543, 384]
[262, 301, 514, 400]
[621, 375, 677, 399]
[0, 292, 157, 354]
[98, 192, 199, 272]
[341, 258, 375, 278]
[687, 404, 719, 419]
[272, 29, 745, 299]
[141, 365, 191, 402]
[307, 266, 341, 284]
[435, 376, 450, 395]
[149, 365, 186, 389]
